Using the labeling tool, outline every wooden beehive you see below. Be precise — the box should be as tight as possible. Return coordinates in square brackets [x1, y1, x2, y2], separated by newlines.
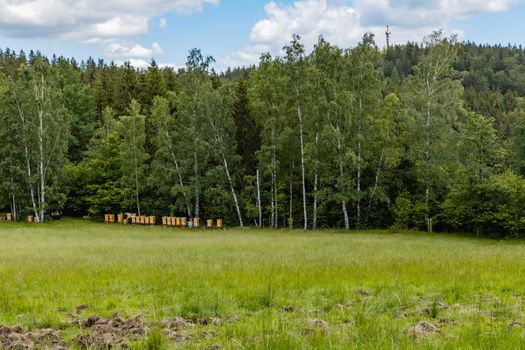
[117, 214, 123, 223]
[109, 214, 115, 223]
[162, 216, 167, 225]
[207, 219, 213, 229]
[181, 217, 187, 227]
[140, 216, 146, 225]
[27, 215, 34, 223]
[6, 213, 12, 221]
[150, 216, 156, 225]
[216, 219, 223, 229]
[194, 218, 200, 228]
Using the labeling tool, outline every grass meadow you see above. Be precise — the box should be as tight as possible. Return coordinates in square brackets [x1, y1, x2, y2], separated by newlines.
[1, 219, 525, 348]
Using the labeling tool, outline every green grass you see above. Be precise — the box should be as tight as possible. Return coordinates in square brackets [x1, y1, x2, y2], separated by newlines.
[1, 219, 525, 348]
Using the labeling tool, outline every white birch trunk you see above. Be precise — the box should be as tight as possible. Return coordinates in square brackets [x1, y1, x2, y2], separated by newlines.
[296, 105, 308, 230]
[37, 77, 45, 223]
[165, 130, 192, 218]
[336, 124, 350, 229]
[256, 169, 262, 227]
[222, 154, 244, 227]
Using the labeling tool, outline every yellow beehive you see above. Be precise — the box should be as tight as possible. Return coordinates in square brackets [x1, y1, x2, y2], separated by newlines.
[117, 214, 123, 223]
[171, 217, 177, 227]
[150, 216, 156, 225]
[216, 219, 223, 229]
[207, 219, 213, 229]
[181, 217, 187, 227]
[27, 215, 34, 223]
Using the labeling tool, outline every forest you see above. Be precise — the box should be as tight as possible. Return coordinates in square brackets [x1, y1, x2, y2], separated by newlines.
[1, 30, 525, 236]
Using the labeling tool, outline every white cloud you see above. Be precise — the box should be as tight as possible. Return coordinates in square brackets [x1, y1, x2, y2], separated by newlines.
[220, 0, 522, 67]
[159, 18, 168, 29]
[0, 0, 218, 42]
[107, 42, 165, 58]
[114, 58, 151, 69]
[114, 58, 181, 70]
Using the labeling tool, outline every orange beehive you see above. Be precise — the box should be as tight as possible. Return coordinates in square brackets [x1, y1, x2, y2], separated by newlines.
[216, 219, 223, 229]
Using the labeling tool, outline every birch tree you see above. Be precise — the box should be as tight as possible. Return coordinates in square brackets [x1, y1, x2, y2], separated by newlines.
[284, 35, 309, 229]
[3, 58, 69, 222]
[249, 54, 287, 228]
[204, 85, 244, 226]
[404, 31, 463, 228]
[119, 99, 149, 216]
[150, 95, 192, 217]
[175, 49, 214, 218]
[346, 33, 383, 227]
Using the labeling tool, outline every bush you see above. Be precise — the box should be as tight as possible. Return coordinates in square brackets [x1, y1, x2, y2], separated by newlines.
[441, 171, 525, 237]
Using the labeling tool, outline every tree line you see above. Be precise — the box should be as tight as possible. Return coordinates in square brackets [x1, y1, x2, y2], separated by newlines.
[1, 31, 525, 236]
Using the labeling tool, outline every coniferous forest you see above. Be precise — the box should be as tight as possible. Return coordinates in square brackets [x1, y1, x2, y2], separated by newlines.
[2, 31, 525, 236]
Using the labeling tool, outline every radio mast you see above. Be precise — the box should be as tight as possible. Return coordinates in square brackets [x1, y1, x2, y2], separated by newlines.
[385, 25, 391, 49]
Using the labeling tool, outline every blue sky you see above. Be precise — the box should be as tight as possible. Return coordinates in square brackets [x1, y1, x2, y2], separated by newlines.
[1, 0, 524, 69]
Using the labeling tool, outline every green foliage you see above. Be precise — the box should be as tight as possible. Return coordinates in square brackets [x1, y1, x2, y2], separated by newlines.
[442, 171, 525, 236]
[1, 37, 525, 234]
[119, 100, 149, 215]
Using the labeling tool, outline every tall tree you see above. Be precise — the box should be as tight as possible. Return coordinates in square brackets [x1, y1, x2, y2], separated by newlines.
[346, 33, 383, 227]
[150, 95, 192, 217]
[284, 35, 309, 229]
[403, 31, 463, 229]
[3, 57, 70, 222]
[119, 99, 149, 216]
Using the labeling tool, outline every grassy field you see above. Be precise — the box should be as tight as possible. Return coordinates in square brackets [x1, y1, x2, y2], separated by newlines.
[1, 219, 525, 349]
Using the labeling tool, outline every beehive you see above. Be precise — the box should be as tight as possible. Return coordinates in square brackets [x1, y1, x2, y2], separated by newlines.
[216, 219, 223, 229]
[27, 215, 34, 223]
[150, 216, 156, 225]
[194, 218, 200, 228]
[181, 217, 187, 227]
[207, 219, 213, 229]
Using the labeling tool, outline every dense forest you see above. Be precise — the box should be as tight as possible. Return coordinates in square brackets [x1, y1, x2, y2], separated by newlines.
[1, 30, 525, 236]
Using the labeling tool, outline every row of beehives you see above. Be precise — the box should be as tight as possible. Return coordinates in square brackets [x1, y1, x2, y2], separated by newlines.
[103, 214, 223, 229]
[161, 217, 223, 229]
[0, 213, 12, 222]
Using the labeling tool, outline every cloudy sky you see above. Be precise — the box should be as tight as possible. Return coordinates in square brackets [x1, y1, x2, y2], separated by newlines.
[1, 0, 524, 69]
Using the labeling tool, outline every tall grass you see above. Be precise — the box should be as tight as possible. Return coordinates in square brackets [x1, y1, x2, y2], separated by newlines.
[1, 219, 525, 348]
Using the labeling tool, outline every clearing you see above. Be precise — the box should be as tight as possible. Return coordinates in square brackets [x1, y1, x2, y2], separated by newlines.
[0, 219, 525, 349]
